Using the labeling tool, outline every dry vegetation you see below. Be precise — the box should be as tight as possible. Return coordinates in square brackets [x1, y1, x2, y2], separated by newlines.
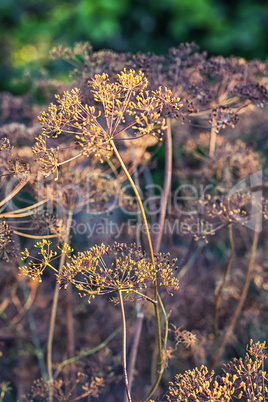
[0, 43, 268, 401]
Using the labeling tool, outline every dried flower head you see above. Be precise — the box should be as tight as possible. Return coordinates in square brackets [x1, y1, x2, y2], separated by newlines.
[35, 69, 182, 176]
[24, 372, 105, 401]
[0, 137, 11, 152]
[29, 212, 66, 241]
[20, 239, 72, 282]
[184, 134, 260, 182]
[167, 364, 235, 401]
[0, 219, 17, 261]
[222, 340, 268, 401]
[60, 242, 179, 302]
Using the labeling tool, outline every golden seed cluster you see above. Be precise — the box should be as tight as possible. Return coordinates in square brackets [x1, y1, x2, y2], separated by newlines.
[35, 69, 182, 176]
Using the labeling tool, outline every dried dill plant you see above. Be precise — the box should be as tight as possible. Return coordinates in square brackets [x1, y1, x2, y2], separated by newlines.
[23, 372, 105, 401]
[160, 340, 268, 402]
[20, 68, 183, 401]
[59, 242, 179, 300]
[20, 240, 179, 401]
[35, 68, 181, 174]
[0, 219, 17, 261]
[3, 43, 268, 401]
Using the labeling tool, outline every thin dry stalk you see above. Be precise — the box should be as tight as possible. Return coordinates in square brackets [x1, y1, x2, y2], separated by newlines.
[119, 290, 132, 402]
[212, 222, 260, 368]
[209, 114, 217, 157]
[123, 142, 144, 402]
[153, 118, 172, 254]
[214, 224, 235, 337]
[110, 139, 163, 402]
[47, 210, 73, 402]
[123, 308, 143, 402]
[66, 284, 75, 378]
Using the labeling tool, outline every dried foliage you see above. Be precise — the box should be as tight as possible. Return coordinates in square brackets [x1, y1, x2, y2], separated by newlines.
[0, 43, 267, 401]
[164, 340, 268, 402]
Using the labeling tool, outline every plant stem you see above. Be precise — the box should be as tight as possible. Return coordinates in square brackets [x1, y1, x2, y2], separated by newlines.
[47, 283, 59, 401]
[154, 118, 172, 253]
[110, 140, 154, 263]
[0, 199, 47, 219]
[123, 141, 143, 402]
[0, 179, 28, 209]
[47, 210, 73, 402]
[119, 290, 132, 402]
[209, 114, 217, 157]
[212, 222, 259, 368]
[13, 230, 58, 239]
[110, 140, 163, 401]
[54, 319, 132, 378]
[123, 308, 143, 402]
[21, 280, 47, 380]
[146, 119, 172, 399]
[214, 224, 234, 337]
[66, 281, 75, 379]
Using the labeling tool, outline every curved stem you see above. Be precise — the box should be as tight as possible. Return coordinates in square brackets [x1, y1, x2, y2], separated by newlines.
[214, 224, 234, 337]
[110, 140, 163, 400]
[144, 117, 173, 400]
[123, 141, 143, 402]
[13, 231, 58, 239]
[119, 290, 132, 402]
[0, 199, 47, 218]
[154, 118, 172, 253]
[131, 290, 157, 304]
[158, 295, 169, 353]
[47, 210, 73, 402]
[0, 179, 28, 208]
[57, 153, 82, 166]
[110, 140, 154, 263]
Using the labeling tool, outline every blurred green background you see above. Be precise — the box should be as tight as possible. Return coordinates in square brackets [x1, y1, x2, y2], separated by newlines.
[1, 0, 268, 92]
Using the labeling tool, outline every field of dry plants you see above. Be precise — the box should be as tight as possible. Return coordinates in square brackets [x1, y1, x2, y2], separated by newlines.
[0, 43, 268, 401]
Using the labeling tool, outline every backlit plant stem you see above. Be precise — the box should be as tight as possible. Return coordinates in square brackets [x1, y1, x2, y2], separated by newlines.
[13, 231, 58, 239]
[154, 118, 172, 253]
[110, 140, 155, 262]
[0, 179, 28, 209]
[119, 290, 132, 402]
[66, 279, 75, 380]
[147, 119, 172, 399]
[123, 141, 143, 402]
[47, 210, 73, 402]
[110, 139, 163, 401]
[124, 308, 143, 402]
[0, 199, 47, 219]
[209, 114, 217, 157]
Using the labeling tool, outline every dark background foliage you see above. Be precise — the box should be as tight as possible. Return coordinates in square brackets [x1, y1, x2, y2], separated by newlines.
[1, 0, 268, 92]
